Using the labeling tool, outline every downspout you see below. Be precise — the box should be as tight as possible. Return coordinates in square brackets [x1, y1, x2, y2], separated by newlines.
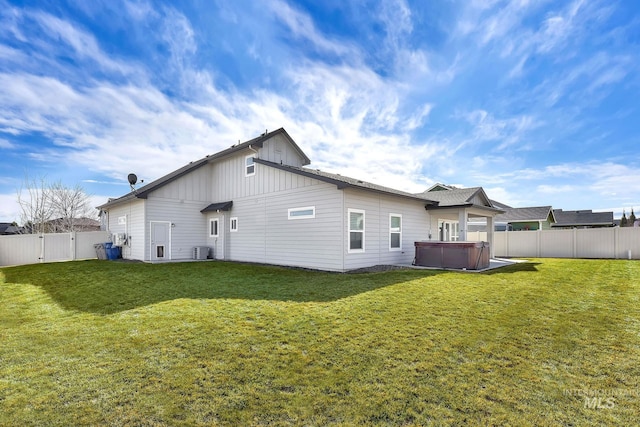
[248, 144, 259, 157]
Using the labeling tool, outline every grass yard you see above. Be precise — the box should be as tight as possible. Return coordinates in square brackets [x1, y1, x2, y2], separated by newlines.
[1, 259, 639, 426]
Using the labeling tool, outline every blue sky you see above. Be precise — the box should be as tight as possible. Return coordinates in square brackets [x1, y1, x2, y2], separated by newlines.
[1, 0, 639, 222]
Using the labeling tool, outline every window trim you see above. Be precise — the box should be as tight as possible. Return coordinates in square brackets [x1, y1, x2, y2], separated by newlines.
[245, 155, 256, 177]
[348, 208, 365, 253]
[209, 218, 219, 237]
[288, 206, 316, 220]
[389, 213, 402, 251]
[230, 217, 238, 232]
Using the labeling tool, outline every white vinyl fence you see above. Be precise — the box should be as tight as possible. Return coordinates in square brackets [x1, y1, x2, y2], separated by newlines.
[0, 231, 111, 267]
[467, 228, 640, 260]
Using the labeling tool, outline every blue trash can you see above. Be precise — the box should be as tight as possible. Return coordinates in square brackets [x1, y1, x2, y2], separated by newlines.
[104, 242, 116, 260]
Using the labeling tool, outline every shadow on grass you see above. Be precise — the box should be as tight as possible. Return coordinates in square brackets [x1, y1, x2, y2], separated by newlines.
[1, 259, 539, 315]
[481, 261, 541, 275]
[1, 260, 436, 315]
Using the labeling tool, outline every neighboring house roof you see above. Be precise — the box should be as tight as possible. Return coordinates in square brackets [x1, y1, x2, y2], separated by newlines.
[552, 209, 614, 227]
[98, 128, 309, 210]
[490, 200, 512, 210]
[254, 159, 440, 204]
[0, 222, 22, 234]
[494, 206, 555, 223]
[424, 183, 459, 192]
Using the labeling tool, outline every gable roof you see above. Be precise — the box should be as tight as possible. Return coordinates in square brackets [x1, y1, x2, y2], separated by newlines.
[254, 159, 439, 204]
[98, 128, 308, 209]
[494, 206, 555, 223]
[420, 187, 481, 206]
[416, 186, 501, 212]
[424, 183, 458, 192]
[552, 209, 614, 227]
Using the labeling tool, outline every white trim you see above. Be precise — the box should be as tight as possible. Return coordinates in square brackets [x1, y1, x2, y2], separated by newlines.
[209, 218, 219, 237]
[348, 208, 365, 253]
[230, 217, 238, 232]
[389, 213, 402, 251]
[288, 206, 316, 220]
[245, 155, 256, 177]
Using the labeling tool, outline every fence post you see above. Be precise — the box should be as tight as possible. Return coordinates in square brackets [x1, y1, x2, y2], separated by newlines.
[39, 234, 45, 263]
[572, 228, 577, 258]
[70, 232, 76, 261]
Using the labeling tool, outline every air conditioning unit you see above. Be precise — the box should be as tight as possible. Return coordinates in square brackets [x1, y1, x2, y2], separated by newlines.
[113, 233, 127, 246]
[193, 246, 209, 260]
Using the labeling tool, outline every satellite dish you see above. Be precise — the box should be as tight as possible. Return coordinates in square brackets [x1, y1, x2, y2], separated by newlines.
[127, 173, 137, 186]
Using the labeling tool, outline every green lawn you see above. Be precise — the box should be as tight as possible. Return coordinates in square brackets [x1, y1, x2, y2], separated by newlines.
[1, 259, 639, 426]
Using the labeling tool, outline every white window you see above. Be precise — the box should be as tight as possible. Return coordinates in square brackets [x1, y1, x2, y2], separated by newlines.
[209, 218, 219, 237]
[348, 209, 365, 252]
[288, 206, 315, 220]
[390, 214, 402, 251]
[245, 155, 255, 176]
[230, 217, 238, 232]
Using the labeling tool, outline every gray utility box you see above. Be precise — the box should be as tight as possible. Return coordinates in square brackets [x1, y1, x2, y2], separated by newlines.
[192, 246, 210, 260]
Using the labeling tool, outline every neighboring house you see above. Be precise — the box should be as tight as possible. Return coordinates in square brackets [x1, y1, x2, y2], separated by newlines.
[98, 129, 502, 271]
[45, 217, 102, 232]
[493, 206, 556, 231]
[0, 222, 22, 235]
[551, 209, 614, 229]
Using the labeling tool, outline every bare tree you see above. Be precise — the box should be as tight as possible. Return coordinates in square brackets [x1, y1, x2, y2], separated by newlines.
[17, 175, 53, 234]
[17, 176, 96, 234]
[49, 181, 95, 232]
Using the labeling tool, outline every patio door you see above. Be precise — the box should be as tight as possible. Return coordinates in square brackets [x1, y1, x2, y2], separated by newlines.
[150, 221, 171, 261]
[440, 221, 459, 242]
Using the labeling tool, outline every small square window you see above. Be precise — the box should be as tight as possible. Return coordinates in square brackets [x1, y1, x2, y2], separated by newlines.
[230, 217, 238, 232]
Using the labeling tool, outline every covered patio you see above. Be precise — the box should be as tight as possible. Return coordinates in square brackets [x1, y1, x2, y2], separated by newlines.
[418, 185, 505, 260]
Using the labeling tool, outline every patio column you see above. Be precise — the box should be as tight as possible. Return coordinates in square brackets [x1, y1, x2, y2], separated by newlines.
[486, 215, 495, 258]
[458, 209, 468, 241]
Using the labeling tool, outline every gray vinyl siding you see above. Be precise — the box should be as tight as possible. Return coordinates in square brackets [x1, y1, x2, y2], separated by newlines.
[343, 189, 432, 270]
[145, 197, 208, 261]
[264, 184, 343, 271]
[260, 133, 307, 167]
[226, 179, 344, 271]
[210, 151, 313, 201]
[150, 165, 211, 201]
[105, 199, 145, 260]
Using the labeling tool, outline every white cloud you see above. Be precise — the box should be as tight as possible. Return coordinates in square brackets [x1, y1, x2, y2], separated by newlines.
[32, 11, 137, 76]
[0, 138, 15, 149]
[0, 193, 20, 223]
[267, 0, 354, 57]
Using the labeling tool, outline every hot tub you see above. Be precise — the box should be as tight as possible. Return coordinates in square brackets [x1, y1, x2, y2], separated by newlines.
[414, 241, 490, 270]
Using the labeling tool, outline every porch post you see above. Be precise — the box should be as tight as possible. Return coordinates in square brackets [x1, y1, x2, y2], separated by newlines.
[458, 209, 468, 241]
[486, 216, 495, 258]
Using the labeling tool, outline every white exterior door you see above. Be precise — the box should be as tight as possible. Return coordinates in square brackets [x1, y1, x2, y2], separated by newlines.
[207, 215, 224, 260]
[150, 221, 171, 261]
